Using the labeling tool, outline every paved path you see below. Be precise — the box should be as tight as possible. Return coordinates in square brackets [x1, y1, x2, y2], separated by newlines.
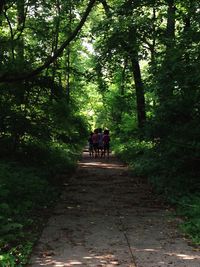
[28, 153, 200, 267]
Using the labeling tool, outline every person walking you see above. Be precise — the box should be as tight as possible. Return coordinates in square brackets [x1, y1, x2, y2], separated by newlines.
[98, 128, 104, 157]
[92, 129, 99, 158]
[102, 129, 110, 159]
[88, 132, 94, 158]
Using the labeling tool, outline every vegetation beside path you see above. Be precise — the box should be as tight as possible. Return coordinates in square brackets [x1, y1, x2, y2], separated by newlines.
[0, 128, 87, 266]
[113, 136, 200, 247]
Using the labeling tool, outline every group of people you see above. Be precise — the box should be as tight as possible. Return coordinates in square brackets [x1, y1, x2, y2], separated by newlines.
[88, 128, 110, 158]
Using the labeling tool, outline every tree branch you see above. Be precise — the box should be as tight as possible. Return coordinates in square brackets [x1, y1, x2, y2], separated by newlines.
[3, 10, 15, 60]
[0, 0, 97, 83]
[99, 0, 111, 16]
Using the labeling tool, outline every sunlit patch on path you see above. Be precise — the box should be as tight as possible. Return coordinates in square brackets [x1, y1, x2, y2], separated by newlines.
[27, 153, 200, 267]
[79, 161, 125, 169]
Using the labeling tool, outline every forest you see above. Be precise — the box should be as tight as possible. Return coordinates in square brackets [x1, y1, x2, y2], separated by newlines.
[0, 0, 200, 265]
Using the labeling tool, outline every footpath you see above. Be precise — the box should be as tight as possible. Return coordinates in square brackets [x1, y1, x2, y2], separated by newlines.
[27, 152, 200, 267]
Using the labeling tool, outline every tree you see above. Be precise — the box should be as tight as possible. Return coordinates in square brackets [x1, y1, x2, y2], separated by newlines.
[87, 0, 147, 129]
[0, 0, 97, 83]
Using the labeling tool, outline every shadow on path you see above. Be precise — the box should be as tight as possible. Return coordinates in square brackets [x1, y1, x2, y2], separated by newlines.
[27, 152, 200, 267]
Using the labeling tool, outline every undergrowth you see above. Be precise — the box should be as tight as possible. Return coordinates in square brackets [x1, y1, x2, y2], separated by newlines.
[177, 195, 200, 245]
[113, 137, 200, 246]
[0, 161, 58, 266]
[0, 141, 83, 266]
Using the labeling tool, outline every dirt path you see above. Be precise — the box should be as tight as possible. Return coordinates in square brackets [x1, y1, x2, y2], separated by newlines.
[27, 153, 200, 267]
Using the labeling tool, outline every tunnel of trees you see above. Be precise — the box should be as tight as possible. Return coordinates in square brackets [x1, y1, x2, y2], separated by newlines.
[0, 0, 200, 265]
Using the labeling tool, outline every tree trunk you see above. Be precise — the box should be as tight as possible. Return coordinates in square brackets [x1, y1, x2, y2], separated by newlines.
[65, 1, 72, 100]
[12, 0, 25, 152]
[159, 0, 176, 101]
[166, 0, 176, 44]
[131, 58, 146, 128]
[150, 7, 156, 66]
[127, 25, 146, 129]
[66, 47, 70, 99]
[0, 0, 5, 15]
[120, 57, 127, 96]
[158, 0, 176, 104]
[51, 0, 61, 100]
[16, 0, 25, 66]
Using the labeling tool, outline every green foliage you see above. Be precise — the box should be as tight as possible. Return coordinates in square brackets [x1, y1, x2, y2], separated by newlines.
[0, 160, 59, 265]
[0, 242, 33, 267]
[0, 4, 89, 264]
[177, 196, 200, 245]
[0, 125, 85, 265]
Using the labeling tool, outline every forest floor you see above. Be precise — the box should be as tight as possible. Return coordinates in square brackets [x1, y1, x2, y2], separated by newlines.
[27, 151, 200, 267]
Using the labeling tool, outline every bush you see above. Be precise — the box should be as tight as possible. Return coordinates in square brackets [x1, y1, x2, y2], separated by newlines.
[177, 195, 200, 245]
[113, 132, 200, 245]
[0, 160, 59, 265]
